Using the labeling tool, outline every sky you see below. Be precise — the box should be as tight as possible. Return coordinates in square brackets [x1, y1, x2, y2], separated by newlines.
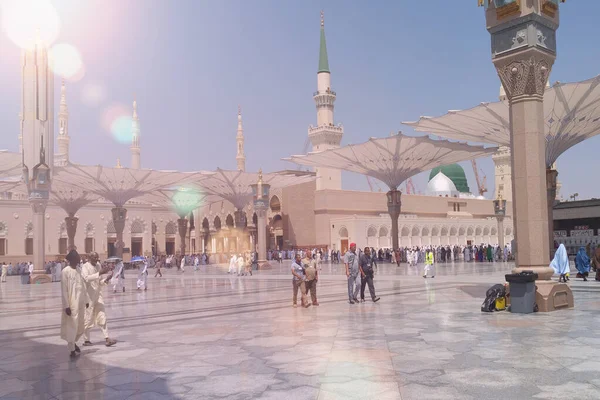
[0, 0, 598, 200]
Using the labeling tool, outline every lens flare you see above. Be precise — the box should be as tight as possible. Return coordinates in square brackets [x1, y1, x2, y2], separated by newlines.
[1, 0, 61, 50]
[81, 83, 107, 107]
[49, 43, 84, 79]
[102, 104, 134, 144]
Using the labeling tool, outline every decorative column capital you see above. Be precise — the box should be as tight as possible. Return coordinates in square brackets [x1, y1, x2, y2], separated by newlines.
[29, 198, 48, 214]
[495, 53, 552, 101]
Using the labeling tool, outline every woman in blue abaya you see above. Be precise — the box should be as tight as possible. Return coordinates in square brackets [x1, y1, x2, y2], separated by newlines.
[575, 246, 591, 282]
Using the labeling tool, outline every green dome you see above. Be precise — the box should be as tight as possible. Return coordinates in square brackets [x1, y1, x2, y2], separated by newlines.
[429, 164, 470, 193]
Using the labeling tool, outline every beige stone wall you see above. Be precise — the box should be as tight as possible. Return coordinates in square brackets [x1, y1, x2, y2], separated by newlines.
[312, 189, 513, 249]
[281, 181, 316, 247]
[0, 199, 177, 263]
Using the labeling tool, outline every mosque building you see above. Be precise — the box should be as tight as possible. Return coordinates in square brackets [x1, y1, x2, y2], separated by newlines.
[0, 14, 514, 263]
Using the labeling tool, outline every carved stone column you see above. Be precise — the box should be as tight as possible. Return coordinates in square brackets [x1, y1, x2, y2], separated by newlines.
[29, 199, 51, 284]
[111, 207, 127, 258]
[65, 215, 78, 251]
[486, 2, 573, 311]
[177, 218, 188, 256]
[546, 168, 558, 258]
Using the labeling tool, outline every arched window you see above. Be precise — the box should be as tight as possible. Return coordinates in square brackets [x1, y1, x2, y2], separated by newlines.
[367, 226, 377, 237]
[107, 221, 116, 234]
[202, 218, 209, 230]
[378, 226, 389, 237]
[214, 216, 221, 231]
[131, 219, 145, 235]
[270, 195, 281, 213]
[339, 227, 348, 238]
[165, 221, 177, 235]
[411, 226, 420, 236]
[401, 226, 410, 237]
[225, 214, 234, 228]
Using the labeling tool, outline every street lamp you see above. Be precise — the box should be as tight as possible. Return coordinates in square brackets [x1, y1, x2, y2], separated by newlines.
[570, 193, 579, 202]
[386, 189, 402, 250]
[480, 0, 572, 311]
[493, 196, 506, 250]
[250, 169, 271, 269]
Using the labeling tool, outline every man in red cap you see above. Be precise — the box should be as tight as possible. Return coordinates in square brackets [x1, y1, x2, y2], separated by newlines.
[344, 243, 361, 304]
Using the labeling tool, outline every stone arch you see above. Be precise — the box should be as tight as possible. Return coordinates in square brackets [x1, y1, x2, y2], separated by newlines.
[491, 226, 497, 235]
[421, 226, 430, 236]
[214, 216, 221, 231]
[165, 221, 177, 235]
[202, 218, 209, 230]
[378, 226, 389, 237]
[271, 214, 283, 230]
[431, 226, 440, 236]
[483, 226, 490, 236]
[106, 220, 116, 235]
[441, 226, 449, 236]
[459, 226, 466, 236]
[152, 222, 158, 235]
[85, 222, 95, 238]
[411, 226, 420, 236]
[475, 226, 483, 236]
[505, 226, 512, 236]
[367, 226, 377, 237]
[450, 226, 458, 236]
[225, 214, 234, 228]
[252, 213, 258, 226]
[401, 226, 410, 237]
[467, 226, 474, 236]
[25, 221, 33, 238]
[269, 195, 281, 213]
[339, 227, 349, 238]
[131, 218, 145, 235]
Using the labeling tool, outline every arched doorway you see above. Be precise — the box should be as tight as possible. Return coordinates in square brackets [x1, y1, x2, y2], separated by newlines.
[165, 221, 177, 255]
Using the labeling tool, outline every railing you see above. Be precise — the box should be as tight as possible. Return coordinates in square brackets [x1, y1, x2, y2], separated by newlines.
[313, 90, 336, 97]
[308, 124, 344, 134]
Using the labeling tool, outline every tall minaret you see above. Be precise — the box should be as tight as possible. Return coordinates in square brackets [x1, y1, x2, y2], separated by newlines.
[131, 99, 141, 169]
[308, 11, 343, 190]
[56, 79, 70, 166]
[236, 106, 246, 171]
[21, 34, 54, 178]
[21, 33, 54, 283]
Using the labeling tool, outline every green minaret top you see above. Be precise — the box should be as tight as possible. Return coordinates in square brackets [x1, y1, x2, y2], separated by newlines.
[318, 11, 330, 73]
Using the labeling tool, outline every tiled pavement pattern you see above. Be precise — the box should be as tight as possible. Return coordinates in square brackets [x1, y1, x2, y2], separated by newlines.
[1, 261, 600, 399]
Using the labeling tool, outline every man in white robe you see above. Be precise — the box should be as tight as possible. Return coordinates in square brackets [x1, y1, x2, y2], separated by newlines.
[194, 256, 200, 271]
[137, 261, 148, 290]
[61, 250, 88, 357]
[112, 261, 125, 293]
[81, 252, 117, 347]
[180, 256, 186, 272]
[1, 262, 7, 282]
[229, 254, 237, 274]
[28, 262, 34, 276]
[237, 254, 245, 276]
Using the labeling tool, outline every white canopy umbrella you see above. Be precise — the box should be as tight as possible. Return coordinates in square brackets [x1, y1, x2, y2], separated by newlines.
[403, 75, 600, 168]
[404, 75, 600, 254]
[52, 163, 213, 258]
[284, 133, 496, 250]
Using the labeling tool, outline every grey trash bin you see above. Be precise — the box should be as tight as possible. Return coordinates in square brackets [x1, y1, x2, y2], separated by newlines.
[21, 274, 30, 285]
[505, 271, 538, 314]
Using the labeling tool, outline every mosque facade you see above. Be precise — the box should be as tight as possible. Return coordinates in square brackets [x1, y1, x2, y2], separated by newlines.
[0, 15, 514, 263]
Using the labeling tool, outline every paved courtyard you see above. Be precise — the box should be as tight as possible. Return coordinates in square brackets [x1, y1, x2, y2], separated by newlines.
[1, 261, 600, 399]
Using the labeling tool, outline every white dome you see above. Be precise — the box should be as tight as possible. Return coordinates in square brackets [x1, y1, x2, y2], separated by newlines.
[427, 171, 457, 194]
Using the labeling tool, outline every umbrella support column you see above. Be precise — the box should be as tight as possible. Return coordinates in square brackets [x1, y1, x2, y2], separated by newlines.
[112, 207, 127, 259]
[387, 189, 402, 250]
[65, 215, 79, 252]
[178, 218, 188, 256]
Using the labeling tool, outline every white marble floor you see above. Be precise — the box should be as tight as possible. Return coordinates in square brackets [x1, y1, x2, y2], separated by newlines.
[1, 261, 600, 400]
